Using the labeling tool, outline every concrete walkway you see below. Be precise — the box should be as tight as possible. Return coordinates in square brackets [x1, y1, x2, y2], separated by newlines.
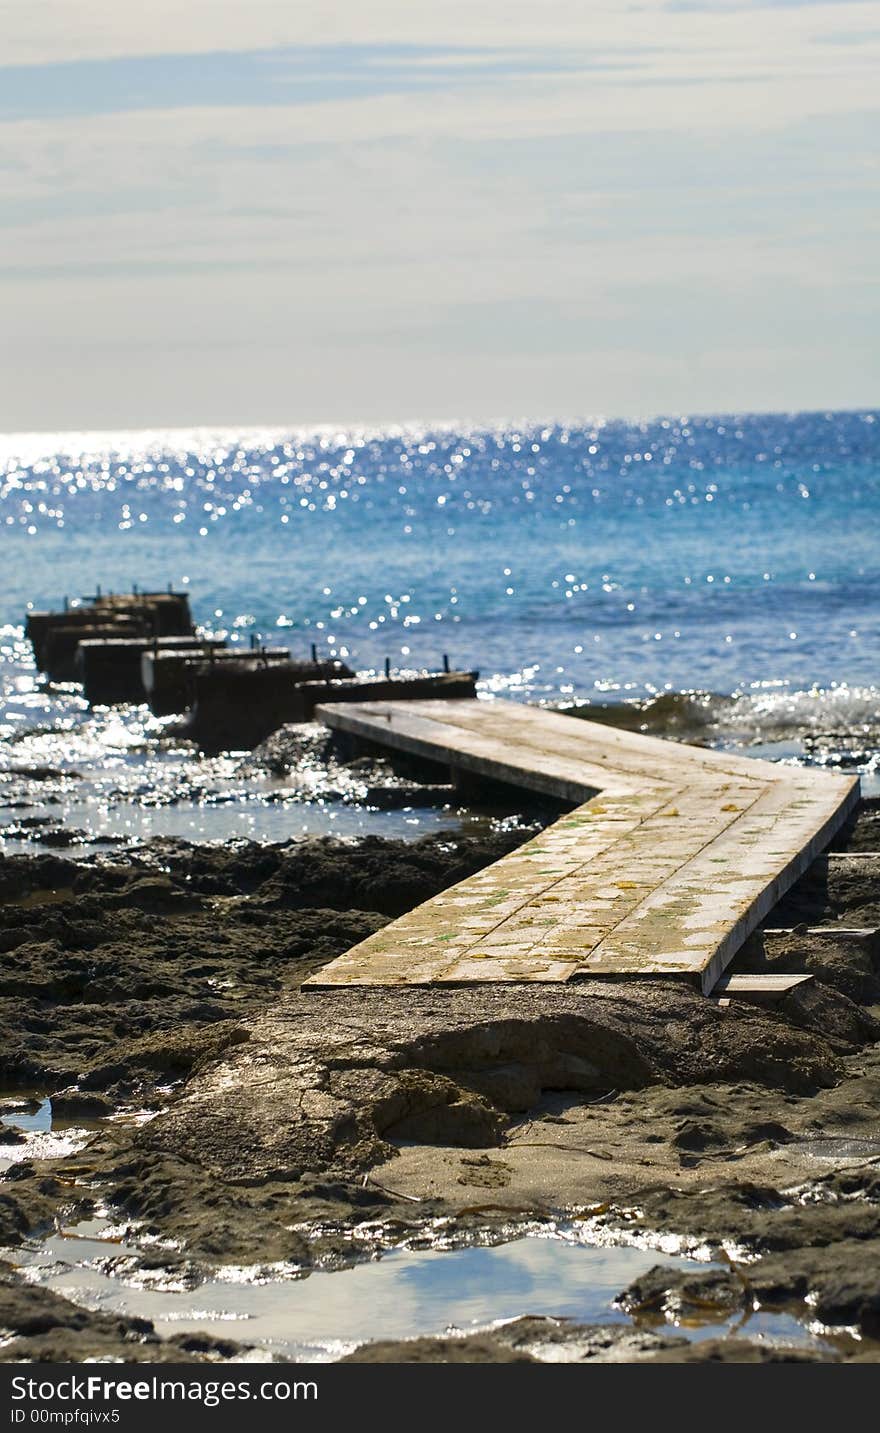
[304, 699, 859, 994]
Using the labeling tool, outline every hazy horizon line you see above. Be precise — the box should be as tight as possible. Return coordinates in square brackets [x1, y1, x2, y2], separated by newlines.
[1, 403, 877, 451]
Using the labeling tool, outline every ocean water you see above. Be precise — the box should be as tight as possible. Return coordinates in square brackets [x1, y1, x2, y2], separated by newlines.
[1, 409, 879, 847]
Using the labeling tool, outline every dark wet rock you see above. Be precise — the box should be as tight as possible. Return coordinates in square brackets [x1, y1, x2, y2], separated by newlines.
[805, 1164, 880, 1205]
[396, 985, 847, 1094]
[620, 1237, 880, 1340]
[73, 977, 863, 1262]
[124, 828, 525, 907]
[0, 1168, 77, 1246]
[375, 1068, 506, 1147]
[1, 812, 879, 1360]
[492, 1315, 691, 1362]
[77, 1021, 249, 1092]
[777, 982, 880, 1051]
[0, 839, 450, 1089]
[0, 1097, 40, 1116]
[49, 1089, 115, 1118]
[622, 1179, 880, 1257]
[342, 1315, 835, 1363]
[830, 796, 880, 854]
[798, 947, 880, 1006]
[0, 829, 540, 910]
[0, 825, 538, 1100]
[34, 827, 86, 847]
[343, 1334, 538, 1362]
[620, 1264, 749, 1320]
[0, 829, 546, 1257]
[0, 852, 78, 902]
[93, 1144, 314, 1263]
[6, 765, 76, 782]
[0, 1261, 251, 1364]
[102, 875, 208, 914]
[364, 784, 454, 810]
[62, 1011, 880, 1260]
[771, 853, 880, 928]
[749, 1243, 880, 1336]
[735, 926, 880, 1006]
[642, 1338, 835, 1363]
[243, 723, 334, 776]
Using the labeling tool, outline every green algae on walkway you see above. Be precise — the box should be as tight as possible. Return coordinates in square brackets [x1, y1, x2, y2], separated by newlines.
[305, 700, 859, 994]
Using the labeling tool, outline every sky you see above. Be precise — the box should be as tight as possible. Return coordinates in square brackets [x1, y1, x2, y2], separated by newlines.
[1, 0, 877, 432]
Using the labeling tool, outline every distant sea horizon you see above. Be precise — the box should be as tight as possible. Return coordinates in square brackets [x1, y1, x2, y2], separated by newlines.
[1, 402, 876, 446]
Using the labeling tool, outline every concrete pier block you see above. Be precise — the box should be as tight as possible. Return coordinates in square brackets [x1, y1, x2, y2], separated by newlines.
[26, 590, 193, 672]
[289, 671, 479, 723]
[76, 636, 226, 706]
[142, 645, 288, 716]
[42, 619, 150, 682]
[183, 659, 356, 750]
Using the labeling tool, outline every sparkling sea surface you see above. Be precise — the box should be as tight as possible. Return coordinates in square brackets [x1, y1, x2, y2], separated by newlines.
[1, 409, 879, 846]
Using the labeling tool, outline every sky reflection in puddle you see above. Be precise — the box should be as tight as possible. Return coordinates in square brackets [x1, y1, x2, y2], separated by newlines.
[9, 1229, 824, 1363]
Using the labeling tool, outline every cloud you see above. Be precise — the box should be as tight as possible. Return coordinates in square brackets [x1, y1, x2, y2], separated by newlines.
[0, 44, 618, 125]
[0, 0, 878, 428]
[0, 2, 664, 67]
[667, 0, 873, 10]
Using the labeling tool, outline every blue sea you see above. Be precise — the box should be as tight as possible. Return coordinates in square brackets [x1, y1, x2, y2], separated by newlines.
[2, 409, 878, 850]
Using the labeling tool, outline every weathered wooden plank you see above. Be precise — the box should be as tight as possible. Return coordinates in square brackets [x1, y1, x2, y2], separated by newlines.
[304, 699, 859, 994]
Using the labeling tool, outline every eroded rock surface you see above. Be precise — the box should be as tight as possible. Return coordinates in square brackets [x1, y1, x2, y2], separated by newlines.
[2, 806, 880, 1362]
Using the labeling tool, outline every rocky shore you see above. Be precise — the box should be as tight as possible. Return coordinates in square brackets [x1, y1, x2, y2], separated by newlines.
[1, 800, 879, 1363]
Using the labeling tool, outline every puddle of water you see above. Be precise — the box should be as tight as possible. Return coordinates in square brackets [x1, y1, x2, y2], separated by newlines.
[7, 1227, 827, 1363]
[0, 1094, 131, 1173]
[0, 1095, 66, 1171]
[0, 801, 477, 856]
[0, 1094, 52, 1135]
[788, 1137, 880, 1161]
[0, 1101, 840, 1360]
[0, 1130, 90, 1173]
[5, 887, 75, 909]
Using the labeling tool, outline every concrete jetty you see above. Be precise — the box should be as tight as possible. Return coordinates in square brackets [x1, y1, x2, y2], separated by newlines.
[181, 657, 356, 749]
[142, 645, 291, 716]
[306, 698, 859, 994]
[40, 618, 150, 682]
[23, 588, 481, 749]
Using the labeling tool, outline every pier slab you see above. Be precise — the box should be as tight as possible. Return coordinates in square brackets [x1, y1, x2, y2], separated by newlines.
[305, 699, 859, 994]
